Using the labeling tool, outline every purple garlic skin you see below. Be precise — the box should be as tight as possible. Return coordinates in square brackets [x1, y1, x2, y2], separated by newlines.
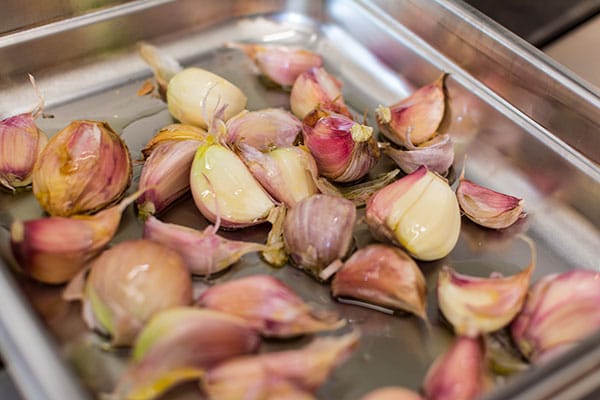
[360, 387, 424, 400]
[511, 269, 600, 363]
[382, 133, 454, 175]
[284, 194, 356, 281]
[198, 274, 344, 337]
[290, 67, 352, 120]
[225, 108, 302, 151]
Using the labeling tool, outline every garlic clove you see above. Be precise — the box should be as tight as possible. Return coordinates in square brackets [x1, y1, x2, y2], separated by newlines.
[284, 194, 356, 281]
[382, 133, 454, 175]
[225, 108, 302, 151]
[167, 67, 247, 129]
[141, 123, 207, 159]
[437, 236, 536, 336]
[143, 216, 266, 276]
[290, 67, 352, 119]
[511, 269, 600, 363]
[360, 387, 424, 400]
[198, 274, 345, 337]
[32, 120, 132, 216]
[83, 239, 193, 346]
[204, 331, 359, 399]
[113, 307, 260, 400]
[376, 74, 445, 147]
[226, 42, 323, 88]
[366, 166, 460, 261]
[11, 191, 140, 284]
[190, 140, 275, 228]
[302, 108, 379, 183]
[457, 171, 525, 229]
[331, 244, 427, 319]
[237, 143, 319, 207]
[423, 336, 489, 400]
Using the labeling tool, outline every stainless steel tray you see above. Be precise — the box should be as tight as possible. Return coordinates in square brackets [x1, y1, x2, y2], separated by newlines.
[1, 1, 599, 399]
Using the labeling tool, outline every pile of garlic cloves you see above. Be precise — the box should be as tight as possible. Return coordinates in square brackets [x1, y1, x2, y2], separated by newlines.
[3, 40, 598, 400]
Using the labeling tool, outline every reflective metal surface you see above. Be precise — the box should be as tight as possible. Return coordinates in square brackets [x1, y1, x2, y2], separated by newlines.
[0, 1, 599, 399]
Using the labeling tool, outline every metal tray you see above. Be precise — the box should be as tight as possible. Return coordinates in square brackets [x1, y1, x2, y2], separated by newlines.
[1, 1, 599, 399]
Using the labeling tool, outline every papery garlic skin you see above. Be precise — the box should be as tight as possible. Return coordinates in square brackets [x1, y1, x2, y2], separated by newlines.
[114, 307, 260, 400]
[204, 331, 359, 400]
[382, 134, 454, 175]
[198, 275, 344, 337]
[225, 108, 302, 151]
[457, 176, 524, 229]
[361, 387, 424, 400]
[376, 75, 445, 147]
[423, 336, 488, 400]
[167, 67, 247, 129]
[190, 141, 275, 228]
[228, 43, 323, 87]
[237, 144, 319, 207]
[143, 216, 266, 276]
[366, 166, 460, 261]
[511, 269, 600, 363]
[290, 67, 352, 119]
[84, 239, 192, 346]
[332, 244, 427, 319]
[140, 123, 207, 159]
[303, 109, 379, 183]
[32, 120, 132, 216]
[284, 194, 356, 280]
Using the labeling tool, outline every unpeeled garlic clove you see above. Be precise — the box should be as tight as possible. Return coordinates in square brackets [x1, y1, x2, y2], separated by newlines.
[140, 123, 207, 159]
[511, 269, 600, 363]
[360, 387, 424, 400]
[11, 191, 140, 284]
[303, 108, 379, 183]
[237, 143, 319, 207]
[376, 74, 445, 147]
[143, 216, 266, 276]
[32, 120, 132, 216]
[290, 67, 352, 119]
[366, 166, 460, 261]
[284, 194, 356, 281]
[437, 236, 536, 336]
[331, 244, 427, 319]
[198, 274, 345, 337]
[225, 108, 302, 151]
[190, 140, 275, 228]
[0, 75, 48, 192]
[382, 133, 454, 175]
[227, 42, 323, 88]
[423, 336, 489, 400]
[113, 307, 260, 400]
[83, 239, 193, 346]
[457, 170, 525, 229]
[204, 331, 360, 399]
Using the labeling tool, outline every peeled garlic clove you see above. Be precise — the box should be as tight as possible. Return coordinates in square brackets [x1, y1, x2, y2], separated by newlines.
[237, 143, 319, 207]
[143, 216, 266, 276]
[141, 123, 207, 159]
[11, 192, 139, 284]
[83, 239, 192, 346]
[32, 120, 132, 216]
[303, 109, 379, 183]
[290, 67, 352, 119]
[382, 134, 454, 175]
[457, 173, 525, 229]
[225, 108, 302, 151]
[284, 194, 356, 281]
[227, 42, 323, 88]
[113, 307, 260, 400]
[423, 336, 489, 400]
[198, 275, 344, 337]
[0, 76, 48, 192]
[190, 141, 275, 228]
[437, 237, 535, 336]
[511, 269, 600, 363]
[204, 331, 359, 399]
[376, 74, 445, 147]
[366, 166, 460, 261]
[361, 387, 424, 400]
[331, 244, 427, 319]
[167, 67, 247, 129]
